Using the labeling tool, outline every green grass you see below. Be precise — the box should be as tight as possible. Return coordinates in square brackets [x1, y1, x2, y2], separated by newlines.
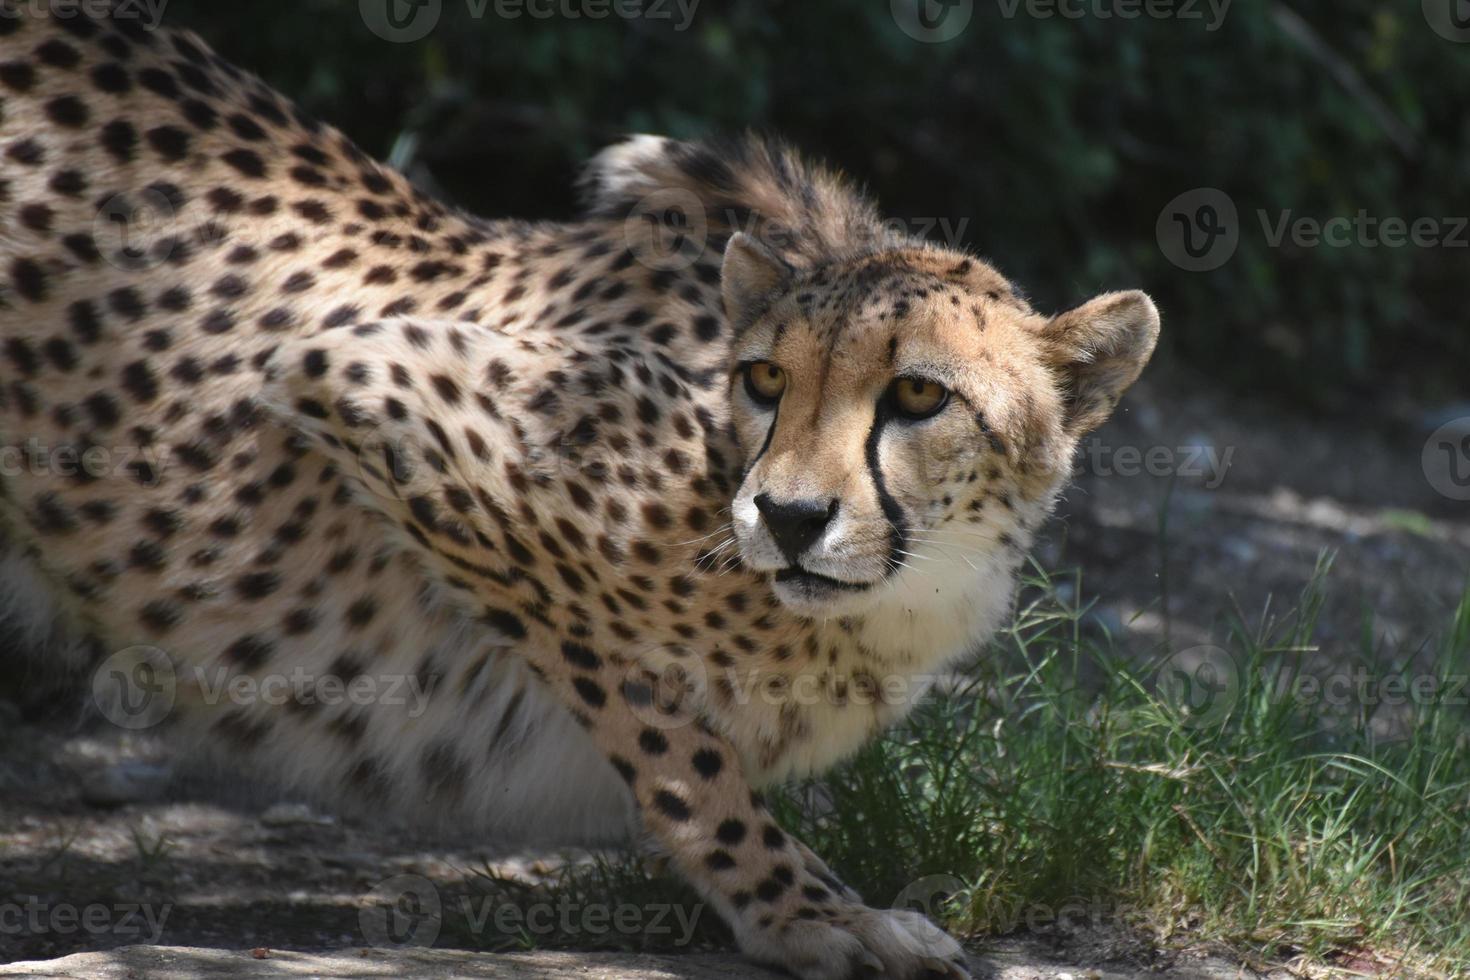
[772, 557, 1470, 977]
[465, 558, 1470, 976]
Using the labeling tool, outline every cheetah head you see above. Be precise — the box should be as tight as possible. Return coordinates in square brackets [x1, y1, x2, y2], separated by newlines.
[721, 233, 1160, 619]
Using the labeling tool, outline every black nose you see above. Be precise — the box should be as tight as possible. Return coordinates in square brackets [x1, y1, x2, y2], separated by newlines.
[754, 493, 837, 562]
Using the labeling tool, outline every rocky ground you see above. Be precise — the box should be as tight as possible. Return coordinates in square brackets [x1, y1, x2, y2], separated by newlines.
[2, 365, 1466, 977]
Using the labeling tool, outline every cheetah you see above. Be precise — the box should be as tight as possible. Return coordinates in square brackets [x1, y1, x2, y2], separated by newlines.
[0, 6, 1160, 978]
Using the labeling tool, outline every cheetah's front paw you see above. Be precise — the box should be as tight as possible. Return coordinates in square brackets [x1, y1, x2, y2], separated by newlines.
[739, 904, 970, 980]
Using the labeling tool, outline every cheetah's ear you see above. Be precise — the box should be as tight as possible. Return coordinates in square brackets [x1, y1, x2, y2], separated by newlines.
[721, 232, 793, 331]
[1039, 290, 1160, 437]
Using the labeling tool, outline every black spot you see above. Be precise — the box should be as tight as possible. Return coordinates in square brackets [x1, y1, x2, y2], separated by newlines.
[221, 148, 267, 178]
[224, 635, 276, 671]
[303, 349, 328, 378]
[49, 169, 87, 196]
[228, 112, 266, 140]
[692, 749, 724, 780]
[561, 641, 601, 671]
[0, 61, 37, 92]
[182, 98, 218, 130]
[100, 119, 138, 162]
[482, 608, 527, 639]
[83, 393, 121, 429]
[345, 597, 377, 627]
[236, 571, 282, 600]
[638, 729, 669, 755]
[652, 790, 691, 821]
[35, 39, 82, 68]
[716, 819, 747, 845]
[572, 676, 607, 708]
[108, 287, 147, 320]
[138, 67, 179, 98]
[120, 361, 159, 403]
[762, 825, 787, 849]
[91, 63, 131, 93]
[705, 850, 736, 871]
[10, 258, 46, 302]
[45, 95, 89, 127]
[146, 125, 190, 160]
[7, 138, 43, 165]
[139, 600, 183, 632]
[755, 876, 787, 903]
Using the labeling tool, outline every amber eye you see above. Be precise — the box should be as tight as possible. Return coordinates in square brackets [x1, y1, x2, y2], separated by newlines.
[891, 377, 949, 420]
[743, 361, 787, 406]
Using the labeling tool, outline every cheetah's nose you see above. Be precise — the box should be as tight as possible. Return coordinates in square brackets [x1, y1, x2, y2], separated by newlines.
[754, 493, 838, 562]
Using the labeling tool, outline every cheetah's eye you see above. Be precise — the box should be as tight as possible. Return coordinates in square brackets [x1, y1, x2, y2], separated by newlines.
[890, 377, 949, 420]
[743, 361, 787, 407]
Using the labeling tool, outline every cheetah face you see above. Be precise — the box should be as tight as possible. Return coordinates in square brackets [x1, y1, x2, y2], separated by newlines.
[719, 235, 1159, 618]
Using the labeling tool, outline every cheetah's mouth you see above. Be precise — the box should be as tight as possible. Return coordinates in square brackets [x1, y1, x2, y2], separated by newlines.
[773, 568, 874, 594]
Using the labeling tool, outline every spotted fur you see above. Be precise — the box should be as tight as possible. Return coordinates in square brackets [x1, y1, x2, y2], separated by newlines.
[0, 7, 1158, 978]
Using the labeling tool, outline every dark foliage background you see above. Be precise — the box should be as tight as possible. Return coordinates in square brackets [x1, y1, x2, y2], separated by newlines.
[160, 0, 1467, 409]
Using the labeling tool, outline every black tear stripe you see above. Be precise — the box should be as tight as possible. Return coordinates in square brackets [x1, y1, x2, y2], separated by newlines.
[741, 401, 780, 484]
[864, 404, 907, 576]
